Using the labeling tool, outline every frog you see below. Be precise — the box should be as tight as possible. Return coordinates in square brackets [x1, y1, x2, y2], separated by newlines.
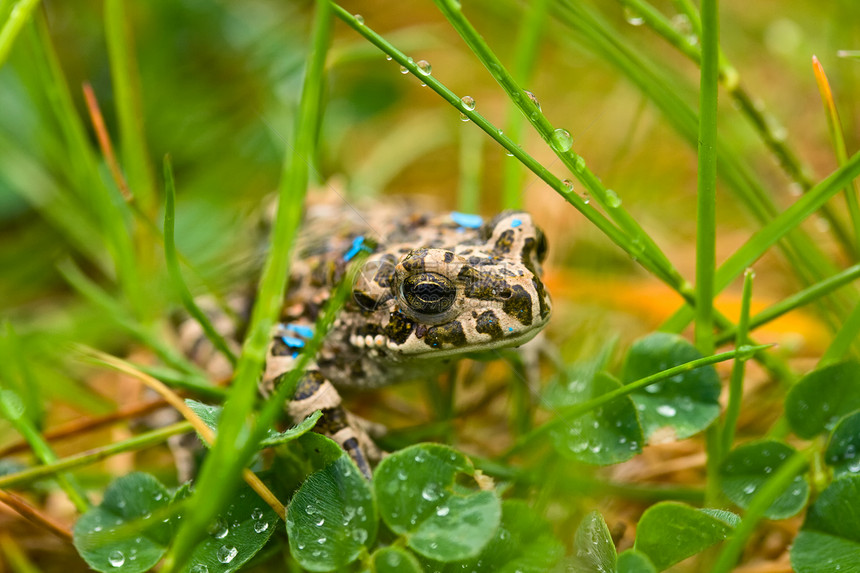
[179, 202, 551, 478]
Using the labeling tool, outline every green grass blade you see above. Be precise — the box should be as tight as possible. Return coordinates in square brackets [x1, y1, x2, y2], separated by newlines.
[0, 422, 191, 490]
[161, 2, 333, 569]
[434, 0, 685, 292]
[0, 325, 90, 512]
[722, 269, 754, 454]
[25, 15, 145, 320]
[711, 450, 809, 573]
[104, 0, 157, 214]
[813, 55, 860, 254]
[458, 124, 483, 213]
[820, 301, 860, 365]
[0, 0, 40, 69]
[331, 5, 680, 290]
[500, 0, 552, 209]
[716, 263, 860, 345]
[163, 155, 237, 368]
[56, 260, 211, 386]
[695, 0, 719, 355]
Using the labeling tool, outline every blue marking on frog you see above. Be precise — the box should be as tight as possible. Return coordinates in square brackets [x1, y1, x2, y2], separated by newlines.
[450, 212, 484, 229]
[343, 236, 372, 262]
[511, 218, 522, 228]
[286, 324, 314, 339]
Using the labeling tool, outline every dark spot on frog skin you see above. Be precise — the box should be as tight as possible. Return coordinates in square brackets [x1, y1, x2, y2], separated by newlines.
[424, 321, 467, 348]
[400, 249, 428, 273]
[443, 251, 455, 263]
[384, 310, 415, 344]
[533, 277, 550, 320]
[315, 406, 349, 433]
[292, 370, 325, 400]
[493, 229, 515, 255]
[415, 324, 428, 339]
[373, 255, 397, 287]
[352, 290, 378, 311]
[502, 284, 533, 326]
[475, 310, 504, 339]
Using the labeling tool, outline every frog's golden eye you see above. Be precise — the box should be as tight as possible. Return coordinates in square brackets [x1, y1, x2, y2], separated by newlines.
[401, 272, 456, 315]
[535, 227, 548, 262]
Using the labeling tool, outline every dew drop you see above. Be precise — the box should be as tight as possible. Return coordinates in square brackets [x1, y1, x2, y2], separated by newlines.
[461, 95, 476, 111]
[421, 484, 440, 501]
[562, 179, 574, 193]
[743, 483, 757, 495]
[624, 6, 644, 26]
[354, 14, 364, 25]
[399, 66, 409, 75]
[582, 192, 590, 204]
[550, 128, 573, 152]
[108, 551, 125, 568]
[460, 113, 470, 122]
[207, 518, 229, 539]
[524, 90, 541, 111]
[352, 528, 368, 543]
[416, 60, 432, 76]
[656, 404, 677, 417]
[436, 505, 450, 516]
[315, 517, 325, 527]
[190, 565, 208, 573]
[217, 546, 238, 564]
[385, 54, 393, 61]
[317, 536, 327, 544]
[605, 189, 622, 208]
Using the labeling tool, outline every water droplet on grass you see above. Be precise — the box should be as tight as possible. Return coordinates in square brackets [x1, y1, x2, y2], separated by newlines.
[461, 95, 476, 110]
[550, 128, 573, 152]
[524, 90, 541, 111]
[354, 14, 364, 25]
[624, 6, 644, 26]
[605, 189, 622, 207]
[416, 60, 432, 76]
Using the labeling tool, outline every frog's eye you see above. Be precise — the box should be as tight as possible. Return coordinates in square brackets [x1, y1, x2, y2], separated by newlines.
[401, 272, 456, 315]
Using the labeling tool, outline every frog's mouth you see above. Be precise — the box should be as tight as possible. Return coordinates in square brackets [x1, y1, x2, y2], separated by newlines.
[402, 313, 550, 360]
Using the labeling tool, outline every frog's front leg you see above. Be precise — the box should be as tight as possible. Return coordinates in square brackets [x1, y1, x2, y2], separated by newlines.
[261, 325, 379, 479]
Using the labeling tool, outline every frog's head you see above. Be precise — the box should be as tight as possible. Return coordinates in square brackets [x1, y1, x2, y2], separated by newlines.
[351, 211, 551, 359]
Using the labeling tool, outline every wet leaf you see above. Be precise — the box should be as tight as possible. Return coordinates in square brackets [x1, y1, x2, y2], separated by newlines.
[621, 333, 720, 440]
[73, 473, 171, 573]
[719, 440, 809, 519]
[791, 475, 860, 573]
[785, 361, 860, 439]
[287, 455, 376, 572]
[633, 502, 737, 571]
[374, 444, 501, 562]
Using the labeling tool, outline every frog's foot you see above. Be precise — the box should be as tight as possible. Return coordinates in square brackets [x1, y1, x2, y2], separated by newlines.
[280, 370, 378, 479]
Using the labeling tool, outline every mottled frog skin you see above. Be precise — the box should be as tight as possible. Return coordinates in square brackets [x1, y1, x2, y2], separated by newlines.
[181, 203, 551, 477]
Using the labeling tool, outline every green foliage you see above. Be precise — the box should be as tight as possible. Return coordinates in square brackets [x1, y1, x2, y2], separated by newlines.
[185, 399, 321, 448]
[569, 511, 616, 573]
[73, 473, 172, 573]
[375, 444, 500, 561]
[791, 476, 860, 573]
[621, 333, 721, 439]
[633, 503, 738, 571]
[287, 455, 377, 571]
[3, 0, 860, 571]
[785, 361, 860, 438]
[550, 372, 643, 465]
[718, 440, 809, 519]
[73, 474, 278, 573]
[824, 410, 860, 477]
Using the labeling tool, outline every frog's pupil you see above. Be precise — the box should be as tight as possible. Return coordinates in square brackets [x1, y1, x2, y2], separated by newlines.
[402, 273, 455, 314]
